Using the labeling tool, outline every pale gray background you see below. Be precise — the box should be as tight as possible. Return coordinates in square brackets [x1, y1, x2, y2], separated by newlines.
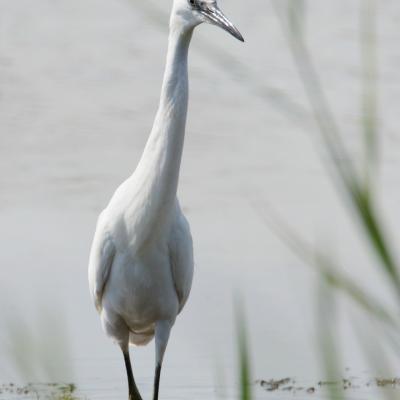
[0, 0, 399, 399]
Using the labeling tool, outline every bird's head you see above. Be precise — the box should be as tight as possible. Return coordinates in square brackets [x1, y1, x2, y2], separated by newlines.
[172, 0, 244, 42]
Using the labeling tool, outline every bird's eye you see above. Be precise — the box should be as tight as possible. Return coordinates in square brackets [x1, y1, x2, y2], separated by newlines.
[188, 0, 196, 7]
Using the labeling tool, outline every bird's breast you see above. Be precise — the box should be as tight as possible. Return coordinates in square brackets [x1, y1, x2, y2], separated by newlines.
[103, 239, 179, 328]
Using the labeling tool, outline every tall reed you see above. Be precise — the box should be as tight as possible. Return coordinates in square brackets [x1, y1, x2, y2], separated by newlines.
[239, 1, 399, 399]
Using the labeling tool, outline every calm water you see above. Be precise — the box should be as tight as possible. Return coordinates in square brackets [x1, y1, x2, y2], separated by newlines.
[0, 0, 400, 399]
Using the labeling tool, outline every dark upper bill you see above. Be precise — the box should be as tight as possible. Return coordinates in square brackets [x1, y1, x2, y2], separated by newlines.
[199, 5, 244, 42]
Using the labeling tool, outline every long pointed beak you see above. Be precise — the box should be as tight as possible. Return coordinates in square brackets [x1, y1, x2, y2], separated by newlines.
[200, 6, 244, 42]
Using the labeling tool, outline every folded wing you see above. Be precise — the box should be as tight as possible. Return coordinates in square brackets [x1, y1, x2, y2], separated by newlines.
[88, 215, 116, 312]
[169, 212, 194, 313]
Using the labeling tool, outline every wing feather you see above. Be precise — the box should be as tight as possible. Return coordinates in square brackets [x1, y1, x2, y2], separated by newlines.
[88, 215, 116, 312]
[169, 213, 194, 312]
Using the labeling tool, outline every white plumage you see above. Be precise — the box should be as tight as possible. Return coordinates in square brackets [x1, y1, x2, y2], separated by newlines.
[88, 1, 243, 399]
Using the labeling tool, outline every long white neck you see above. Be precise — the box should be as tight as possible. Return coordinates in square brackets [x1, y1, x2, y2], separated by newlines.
[133, 23, 193, 233]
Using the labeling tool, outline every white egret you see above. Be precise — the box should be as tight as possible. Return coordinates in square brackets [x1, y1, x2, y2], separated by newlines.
[88, 1, 243, 399]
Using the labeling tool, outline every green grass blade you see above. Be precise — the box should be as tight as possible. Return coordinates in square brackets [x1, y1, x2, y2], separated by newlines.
[272, 0, 400, 301]
[250, 201, 399, 330]
[360, 0, 379, 191]
[235, 300, 252, 400]
[317, 276, 345, 400]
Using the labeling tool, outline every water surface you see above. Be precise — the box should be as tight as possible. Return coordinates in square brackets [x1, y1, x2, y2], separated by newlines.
[0, 0, 400, 399]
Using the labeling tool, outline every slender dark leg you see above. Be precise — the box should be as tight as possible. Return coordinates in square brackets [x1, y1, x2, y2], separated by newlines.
[123, 350, 143, 400]
[152, 363, 162, 400]
[153, 320, 172, 400]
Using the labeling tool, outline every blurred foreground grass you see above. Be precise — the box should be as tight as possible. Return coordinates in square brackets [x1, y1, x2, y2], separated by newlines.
[0, 383, 78, 400]
[240, 1, 400, 399]
[2, 0, 399, 399]
[3, 307, 72, 383]
[1, 304, 75, 400]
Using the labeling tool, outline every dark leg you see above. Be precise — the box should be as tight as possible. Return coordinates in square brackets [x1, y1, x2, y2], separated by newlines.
[123, 350, 143, 400]
[152, 363, 162, 400]
[153, 320, 172, 400]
